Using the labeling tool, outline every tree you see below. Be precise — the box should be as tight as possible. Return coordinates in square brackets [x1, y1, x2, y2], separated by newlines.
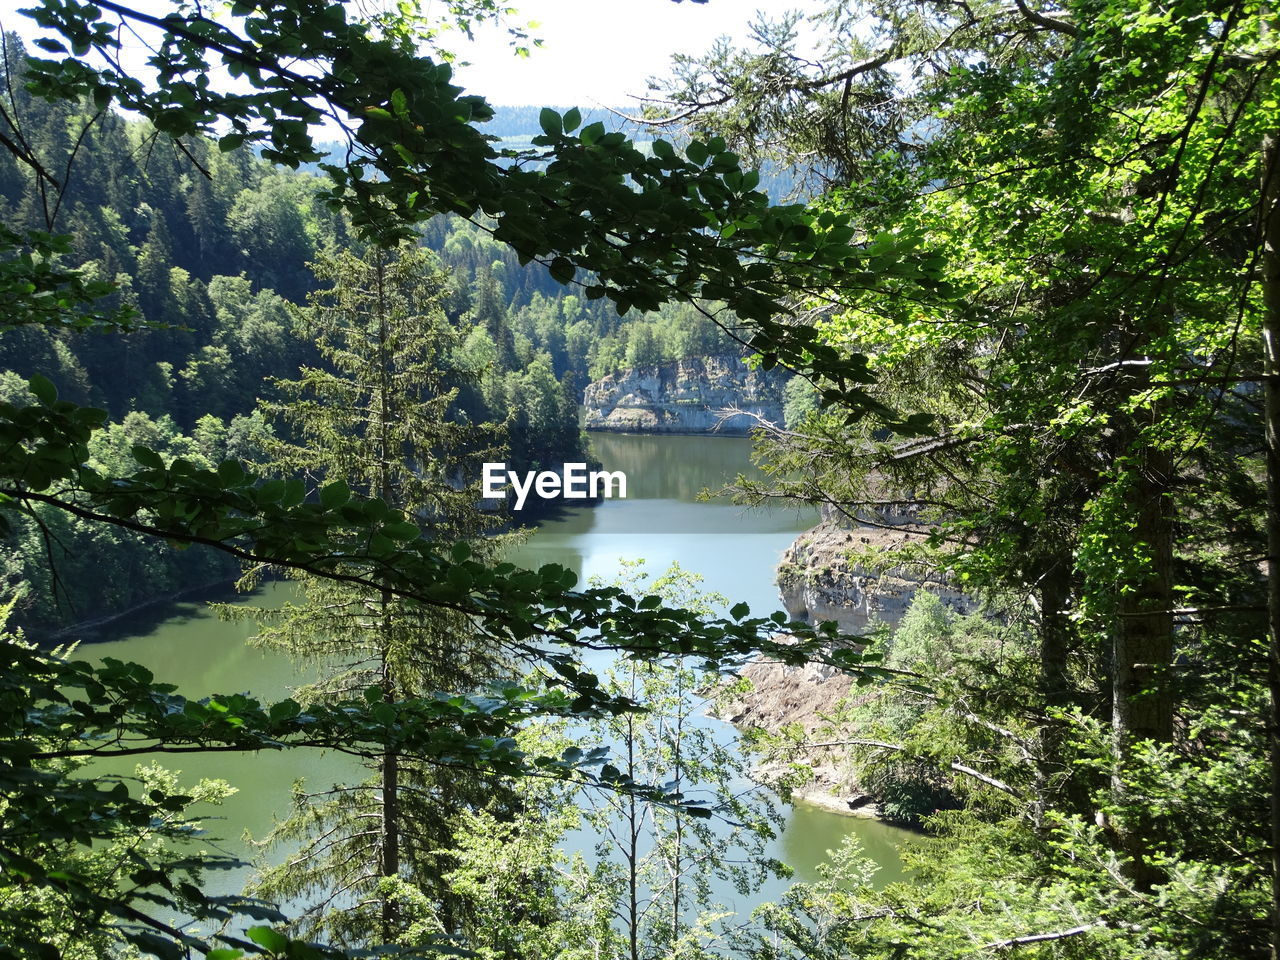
[0, 0, 919, 954]
[226, 172, 319, 302]
[235, 243, 510, 946]
[0, 229, 879, 958]
[581, 562, 786, 960]
[436, 772, 621, 960]
[625, 324, 663, 369]
[657, 0, 1277, 954]
[0, 601, 242, 959]
[16, 0, 936, 408]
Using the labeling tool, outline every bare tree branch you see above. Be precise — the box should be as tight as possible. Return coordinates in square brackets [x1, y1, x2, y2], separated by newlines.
[806, 738, 1021, 796]
[982, 919, 1107, 949]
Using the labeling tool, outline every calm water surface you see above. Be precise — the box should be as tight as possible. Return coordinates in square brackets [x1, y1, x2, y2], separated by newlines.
[79, 433, 918, 914]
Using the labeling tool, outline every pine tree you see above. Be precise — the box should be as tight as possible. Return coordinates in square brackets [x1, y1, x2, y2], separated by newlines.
[134, 209, 175, 325]
[238, 243, 510, 946]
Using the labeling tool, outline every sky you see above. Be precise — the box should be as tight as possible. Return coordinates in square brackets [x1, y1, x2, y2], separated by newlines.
[0, 0, 824, 107]
[450, 0, 822, 106]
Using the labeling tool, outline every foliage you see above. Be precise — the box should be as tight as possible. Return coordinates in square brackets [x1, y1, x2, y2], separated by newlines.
[0, 614, 640, 960]
[438, 743, 622, 960]
[11, 0, 1278, 955]
[578, 561, 788, 960]
[0, 350, 889, 956]
[238, 243, 512, 946]
[781, 377, 818, 430]
[0, 0, 918, 953]
[17, 0, 942, 425]
[0, 403, 258, 628]
[0, 49, 615, 627]
[657, 0, 1277, 954]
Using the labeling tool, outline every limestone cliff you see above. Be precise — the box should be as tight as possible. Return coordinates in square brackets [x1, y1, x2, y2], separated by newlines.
[776, 517, 970, 634]
[582, 354, 788, 434]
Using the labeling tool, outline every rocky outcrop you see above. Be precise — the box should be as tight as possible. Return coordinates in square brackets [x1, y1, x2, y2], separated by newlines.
[582, 354, 788, 435]
[716, 514, 973, 816]
[718, 649, 877, 816]
[776, 517, 970, 634]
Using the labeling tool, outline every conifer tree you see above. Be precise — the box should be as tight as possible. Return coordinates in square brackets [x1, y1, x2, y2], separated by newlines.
[238, 242, 508, 946]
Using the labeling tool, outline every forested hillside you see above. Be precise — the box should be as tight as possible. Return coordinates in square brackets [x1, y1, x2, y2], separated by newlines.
[0, 39, 746, 630]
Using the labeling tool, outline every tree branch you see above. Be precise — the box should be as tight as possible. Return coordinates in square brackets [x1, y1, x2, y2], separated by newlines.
[806, 738, 1021, 796]
[1007, 0, 1079, 37]
[983, 919, 1107, 949]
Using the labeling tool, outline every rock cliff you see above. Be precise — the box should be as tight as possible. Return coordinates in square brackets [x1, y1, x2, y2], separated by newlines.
[776, 517, 970, 634]
[719, 648, 876, 815]
[582, 354, 788, 434]
[717, 514, 971, 816]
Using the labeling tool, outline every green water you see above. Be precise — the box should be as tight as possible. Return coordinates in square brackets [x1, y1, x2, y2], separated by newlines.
[76, 432, 918, 912]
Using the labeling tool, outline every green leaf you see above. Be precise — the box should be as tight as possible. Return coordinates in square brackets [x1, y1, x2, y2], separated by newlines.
[245, 926, 289, 952]
[132, 445, 164, 469]
[549, 256, 575, 284]
[384, 520, 420, 541]
[281, 478, 306, 507]
[539, 107, 563, 137]
[563, 106, 581, 132]
[28, 374, 56, 406]
[268, 699, 301, 722]
[319, 480, 350, 508]
[730, 601, 750, 620]
[217, 459, 245, 486]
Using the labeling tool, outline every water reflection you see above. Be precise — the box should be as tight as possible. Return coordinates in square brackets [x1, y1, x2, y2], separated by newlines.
[781, 803, 920, 886]
[76, 433, 914, 912]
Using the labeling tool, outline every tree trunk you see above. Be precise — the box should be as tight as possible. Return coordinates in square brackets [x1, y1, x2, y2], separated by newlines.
[1112, 450, 1175, 743]
[1040, 559, 1072, 713]
[1259, 105, 1280, 960]
[1034, 557, 1073, 824]
[375, 252, 401, 940]
[380, 640, 401, 940]
[1110, 432, 1175, 887]
[670, 664, 685, 949]
[627, 703, 641, 960]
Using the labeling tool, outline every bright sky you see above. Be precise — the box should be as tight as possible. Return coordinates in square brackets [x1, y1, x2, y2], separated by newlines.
[0, 0, 822, 108]
[451, 0, 821, 106]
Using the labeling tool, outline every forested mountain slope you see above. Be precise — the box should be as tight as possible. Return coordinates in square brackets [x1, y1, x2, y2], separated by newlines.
[0, 39, 704, 628]
[0, 33, 778, 630]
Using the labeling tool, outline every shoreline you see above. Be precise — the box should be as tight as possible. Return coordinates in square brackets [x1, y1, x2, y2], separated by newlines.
[789, 786, 882, 819]
[39, 576, 244, 647]
[585, 426, 761, 438]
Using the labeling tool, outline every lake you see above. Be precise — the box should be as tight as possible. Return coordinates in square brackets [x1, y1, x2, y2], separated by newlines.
[77, 432, 918, 921]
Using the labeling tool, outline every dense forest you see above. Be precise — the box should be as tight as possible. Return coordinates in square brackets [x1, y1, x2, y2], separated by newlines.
[0, 41, 737, 630]
[1, 0, 1278, 959]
